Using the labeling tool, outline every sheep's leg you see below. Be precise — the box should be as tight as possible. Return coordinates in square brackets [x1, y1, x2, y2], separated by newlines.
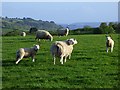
[53, 55, 56, 65]
[35, 38, 40, 41]
[32, 56, 35, 62]
[60, 56, 64, 64]
[106, 47, 109, 53]
[111, 47, 113, 52]
[35, 37, 37, 40]
[32, 59, 35, 62]
[16, 59, 21, 64]
[64, 57, 67, 63]
[69, 54, 71, 59]
[16, 56, 23, 64]
[64, 56, 68, 63]
[35, 37, 39, 40]
[38, 39, 40, 41]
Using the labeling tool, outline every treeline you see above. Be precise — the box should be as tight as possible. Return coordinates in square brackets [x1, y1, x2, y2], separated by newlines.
[1, 17, 62, 31]
[71, 22, 120, 35]
[1, 17, 120, 36]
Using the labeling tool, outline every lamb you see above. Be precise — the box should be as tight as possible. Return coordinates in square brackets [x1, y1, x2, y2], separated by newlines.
[20, 32, 26, 37]
[35, 30, 53, 41]
[16, 44, 40, 64]
[106, 35, 114, 53]
[50, 38, 77, 65]
[57, 28, 69, 36]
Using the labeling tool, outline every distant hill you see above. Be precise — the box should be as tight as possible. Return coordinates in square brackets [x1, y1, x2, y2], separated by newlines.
[1, 17, 63, 31]
[60, 22, 101, 30]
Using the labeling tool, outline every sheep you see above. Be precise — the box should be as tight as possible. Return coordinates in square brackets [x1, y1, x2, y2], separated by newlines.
[20, 32, 26, 37]
[15, 44, 40, 64]
[35, 30, 53, 41]
[106, 35, 114, 53]
[50, 38, 77, 65]
[57, 28, 69, 36]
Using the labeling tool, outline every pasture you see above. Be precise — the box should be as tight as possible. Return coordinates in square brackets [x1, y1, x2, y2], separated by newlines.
[2, 34, 119, 88]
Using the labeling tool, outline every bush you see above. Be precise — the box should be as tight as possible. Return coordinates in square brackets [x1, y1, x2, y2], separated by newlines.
[3, 30, 21, 36]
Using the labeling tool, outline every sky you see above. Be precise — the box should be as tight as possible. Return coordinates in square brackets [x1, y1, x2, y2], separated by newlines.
[2, 2, 118, 24]
[1, 0, 119, 2]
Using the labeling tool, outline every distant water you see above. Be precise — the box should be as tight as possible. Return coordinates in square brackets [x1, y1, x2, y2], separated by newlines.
[60, 22, 102, 30]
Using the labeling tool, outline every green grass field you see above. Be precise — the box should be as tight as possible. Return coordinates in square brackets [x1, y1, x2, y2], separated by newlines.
[2, 34, 119, 88]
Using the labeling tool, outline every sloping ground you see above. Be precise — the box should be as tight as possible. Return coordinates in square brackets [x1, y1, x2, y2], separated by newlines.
[2, 34, 119, 88]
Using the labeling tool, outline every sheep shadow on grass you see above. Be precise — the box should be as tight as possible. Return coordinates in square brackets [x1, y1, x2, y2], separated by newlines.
[2, 59, 35, 67]
[74, 57, 92, 61]
[2, 60, 15, 67]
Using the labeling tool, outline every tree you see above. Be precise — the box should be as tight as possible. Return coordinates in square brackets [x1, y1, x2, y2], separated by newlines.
[108, 22, 115, 33]
[50, 21, 55, 23]
[99, 22, 115, 34]
[99, 22, 108, 34]
[84, 25, 91, 31]
[108, 26, 115, 34]
[83, 25, 93, 34]
[108, 22, 114, 27]
[93, 28, 102, 34]
[110, 22, 119, 33]
[5, 16, 8, 19]
[116, 23, 120, 33]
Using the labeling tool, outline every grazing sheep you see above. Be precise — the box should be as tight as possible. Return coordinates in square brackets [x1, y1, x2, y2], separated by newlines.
[58, 28, 69, 36]
[16, 45, 40, 64]
[50, 38, 77, 65]
[106, 35, 114, 53]
[35, 30, 53, 41]
[21, 32, 26, 37]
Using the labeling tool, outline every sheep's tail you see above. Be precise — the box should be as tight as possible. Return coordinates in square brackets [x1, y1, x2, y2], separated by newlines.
[54, 42, 64, 56]
[51, 42, 64, 57]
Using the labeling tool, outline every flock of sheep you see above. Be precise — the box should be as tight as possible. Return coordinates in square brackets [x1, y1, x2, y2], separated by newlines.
[17, 28, 114, 65]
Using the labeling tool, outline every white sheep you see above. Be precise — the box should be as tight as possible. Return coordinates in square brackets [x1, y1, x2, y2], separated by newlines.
[50, 38, 77, 65]
[16, 44, 40, 64]
[58, 28, 69, 36]
[20, 32, 26, 37]
[106, 35, 114, 53]
[35, 30, 53, 41]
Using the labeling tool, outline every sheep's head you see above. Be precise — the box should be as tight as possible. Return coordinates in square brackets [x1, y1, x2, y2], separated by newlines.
[106, 36, 111, 41]
[34, 45, 40, 51]
[66, 38, 78, 45]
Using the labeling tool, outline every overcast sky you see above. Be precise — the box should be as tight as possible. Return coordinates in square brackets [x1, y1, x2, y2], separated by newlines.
[2, 2, 118, 24]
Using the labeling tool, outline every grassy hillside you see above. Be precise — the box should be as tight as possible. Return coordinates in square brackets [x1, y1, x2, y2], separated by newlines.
[2, 34, 119, 88]
[1, 17, 62, 35]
